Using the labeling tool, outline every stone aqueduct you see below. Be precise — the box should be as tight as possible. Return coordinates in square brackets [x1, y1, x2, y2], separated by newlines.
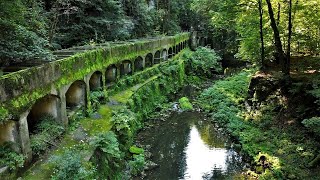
[0, 33, 190, 160]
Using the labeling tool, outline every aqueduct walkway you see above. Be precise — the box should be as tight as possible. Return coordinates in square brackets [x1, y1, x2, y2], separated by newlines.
[0, 33, 190, 159]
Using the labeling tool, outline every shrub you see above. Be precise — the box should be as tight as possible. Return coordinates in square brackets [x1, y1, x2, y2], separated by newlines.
[0, 142, 25, 171]
[302, 117, 320, 135]
[50, 149, 96, 180]
[186, 47, 222, 77]
[111, 108, 140, 145]
[90, 132, 123, 179]
[30, 115, 65, 156]
[178, 97, 193, 111]
[90, 90, 107, 110]
[128, 154, 145, 176]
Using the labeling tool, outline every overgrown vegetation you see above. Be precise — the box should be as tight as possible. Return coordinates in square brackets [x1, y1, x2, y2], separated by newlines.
[50, 149, 96, 180]
[30, 115, 65, 156]
[111, 108, 141, 148]
[198, 69, 320, 179]
[185, 47, 222, 77]
[90, 131, 123, 179]
[0, 0, 195, 66]
[128, 153, 145, 176]
[0, 142, 25, 171]
[90, 89, 107, 111]
[302, 117, 320, 136]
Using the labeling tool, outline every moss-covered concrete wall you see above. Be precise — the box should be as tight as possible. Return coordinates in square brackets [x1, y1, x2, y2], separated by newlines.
[0, 33, 189, 123]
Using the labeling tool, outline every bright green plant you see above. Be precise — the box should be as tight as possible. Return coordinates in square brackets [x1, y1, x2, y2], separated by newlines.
[0, 142, 25, 171]
[111, 108, 140, 145]
[128, 154, 145, 176]
[129, 146, 144, 154]
[50, 149, 96, 180]
[179, 97, 193, 111]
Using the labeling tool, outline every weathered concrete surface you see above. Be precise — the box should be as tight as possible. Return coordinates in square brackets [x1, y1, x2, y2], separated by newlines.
[0, 33, 189, 122]
[0, 33, 190, 170]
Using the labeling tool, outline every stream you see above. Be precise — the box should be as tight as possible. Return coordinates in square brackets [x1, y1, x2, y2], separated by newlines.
[136, 109, 246, 179]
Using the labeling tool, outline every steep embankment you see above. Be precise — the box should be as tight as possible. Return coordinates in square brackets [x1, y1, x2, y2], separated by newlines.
[198, 68, 320, 179]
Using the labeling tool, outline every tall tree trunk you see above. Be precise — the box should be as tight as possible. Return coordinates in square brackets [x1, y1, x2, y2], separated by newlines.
[265, 0, 286, 73]
[258, 0, 265, 69]
[277, 3, 281, 26]
[286, 0, 292, 76]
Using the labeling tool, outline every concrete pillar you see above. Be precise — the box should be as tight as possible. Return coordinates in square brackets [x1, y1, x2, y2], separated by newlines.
[0, 121, 19, 152]
[18, 111, 32, 162]
[84, 77, 90, 113]
[58, 87, 68, 127]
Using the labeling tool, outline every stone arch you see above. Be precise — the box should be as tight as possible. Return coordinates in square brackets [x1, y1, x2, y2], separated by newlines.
[173, 46, 176, 56]
[162, 49, 168, 61]
[154, 50, 161, 64]
[199, 37, 205, 46]
[106, 65, 117, 84]
[168, 47, 173, 58]
[89, 71, 103, 91]
[175, 44, 179, 54]
[65, 80, 86, 110]
[120, 60, 132, 76]
[134, 56, 144, 72]
[27, 94, 61, 132]
[145, 53, 153, 67]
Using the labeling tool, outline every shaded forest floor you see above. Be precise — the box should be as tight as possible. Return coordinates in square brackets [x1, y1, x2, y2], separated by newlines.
[245, 56, 320, 178]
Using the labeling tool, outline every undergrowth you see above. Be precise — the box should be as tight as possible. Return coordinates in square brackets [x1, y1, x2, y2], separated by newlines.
[198, 69, 320, 179]
[0, 142, 25, 171]
[30, 115, 65, 156]
[50, 149, 96, 180]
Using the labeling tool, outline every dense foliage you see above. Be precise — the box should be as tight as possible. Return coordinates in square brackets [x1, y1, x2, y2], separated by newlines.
[30, 115, 65, 156]
[90, 131, 123, 179]
[191, 0, 320, 67]
[50, 149, 96, 180]
[0, 0, 52, 66]
[0, 142, 25, 171]
[198, 69, 320, 179]
[185, 47, 222, 77]
[111, 108, 141, 147]
[0, 0, 196, 66]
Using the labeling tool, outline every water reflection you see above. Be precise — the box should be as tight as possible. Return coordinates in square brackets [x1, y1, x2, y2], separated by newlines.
[137, 112, 244, 180]
[183, 125, 228, 179]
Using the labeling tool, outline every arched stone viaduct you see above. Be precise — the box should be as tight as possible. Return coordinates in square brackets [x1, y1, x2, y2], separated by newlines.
[0, 33, 190, 160]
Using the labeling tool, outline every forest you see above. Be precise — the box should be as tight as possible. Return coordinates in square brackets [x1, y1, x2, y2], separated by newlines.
[1, 0, 319, 67]
[1, 0, 320, 179]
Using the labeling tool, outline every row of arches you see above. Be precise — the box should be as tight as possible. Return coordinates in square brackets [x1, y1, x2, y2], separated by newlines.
[22, 39, 189, 158]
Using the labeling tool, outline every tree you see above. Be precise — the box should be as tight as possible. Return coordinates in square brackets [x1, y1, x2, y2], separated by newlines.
[47, 0, 133, 48]
[265, 0, 287, 74]
[286, 0, 292, 76]
[258, 0, 265, 69]
[0, 0, 52, 66]
[122, 0, 156, 37]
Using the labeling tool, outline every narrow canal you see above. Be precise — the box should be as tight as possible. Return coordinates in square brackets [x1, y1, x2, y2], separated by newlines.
[136, 108, 246, 179]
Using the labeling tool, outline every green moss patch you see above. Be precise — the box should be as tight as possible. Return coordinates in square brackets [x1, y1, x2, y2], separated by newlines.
[179, 97, 193, 110]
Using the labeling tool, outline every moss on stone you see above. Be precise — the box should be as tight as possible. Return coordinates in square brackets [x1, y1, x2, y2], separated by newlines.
[0, 33, 190, 123]
[179, 97, 193, 111]
[129, 146, 144, 154]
